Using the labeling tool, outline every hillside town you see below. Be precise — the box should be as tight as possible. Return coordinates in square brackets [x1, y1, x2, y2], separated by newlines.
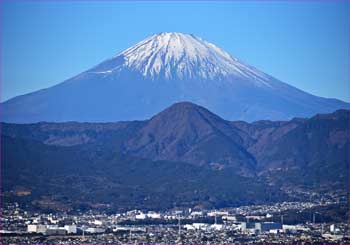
[1, 200, 349, 244]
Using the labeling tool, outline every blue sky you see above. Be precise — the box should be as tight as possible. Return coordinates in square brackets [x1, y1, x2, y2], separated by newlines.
[1, 1, 349, 102]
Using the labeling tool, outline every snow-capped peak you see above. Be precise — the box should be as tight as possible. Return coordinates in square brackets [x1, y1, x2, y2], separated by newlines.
[91, 32, 271, 83]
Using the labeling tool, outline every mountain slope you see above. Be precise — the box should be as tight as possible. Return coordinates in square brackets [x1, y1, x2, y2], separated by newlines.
[1, 104, 348, 211]
[1, 135, 282, 211]
[257, 110, 349, 169]
[122, 102, 256, 173]
[231, 109, 350, 191]
[2, 32, 349, 123]
[2, 102, 257, 174]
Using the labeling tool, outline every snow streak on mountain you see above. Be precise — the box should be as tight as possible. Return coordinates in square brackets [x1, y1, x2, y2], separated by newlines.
[92, 32, 271, 84]
[1, 32, 349, 123]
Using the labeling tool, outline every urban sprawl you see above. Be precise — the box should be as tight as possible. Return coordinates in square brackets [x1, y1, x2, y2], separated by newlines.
[1, 200, 349, 244]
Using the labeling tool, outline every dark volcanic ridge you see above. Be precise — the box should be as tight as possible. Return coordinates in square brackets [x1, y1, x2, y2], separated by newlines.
[2, 102, 349, 211]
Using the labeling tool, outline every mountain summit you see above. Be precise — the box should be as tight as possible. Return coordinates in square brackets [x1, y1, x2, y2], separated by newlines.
[91, 32, 271, 83]
[123, 101, 256, 173]
[2, 32, 349, 123]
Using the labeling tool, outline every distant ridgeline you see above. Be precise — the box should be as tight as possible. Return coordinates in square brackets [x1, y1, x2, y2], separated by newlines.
[1, 102, 349, 211]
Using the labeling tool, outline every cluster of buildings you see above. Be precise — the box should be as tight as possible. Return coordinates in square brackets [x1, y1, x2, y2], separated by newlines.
[27, 224, 77, 235]
[1, 201, 349, 244]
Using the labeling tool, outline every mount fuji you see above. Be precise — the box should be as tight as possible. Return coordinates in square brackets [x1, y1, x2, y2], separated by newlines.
[2, 32, 349, 123]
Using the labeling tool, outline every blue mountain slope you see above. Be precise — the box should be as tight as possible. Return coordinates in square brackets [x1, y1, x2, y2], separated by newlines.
[2, 32, 349, 123]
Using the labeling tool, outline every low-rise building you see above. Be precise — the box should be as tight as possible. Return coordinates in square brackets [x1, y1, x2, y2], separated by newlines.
[255, 222, 282, 233]
[222, 215, 237, 221]
[184, 224, 195, 230]
[93, 220, 103, 226]
[27, 224, 46, 234]
[208, 211, 229, 217]
[192, 223, 209, 230]
[147, 212, 161, 219]
[135, 213, 147, 220]
[64, 224, 77, 234]
[45, 228, 67, 235]
[190, 211, 203, 217]
[211, 224, 224, 230]
[86, 227, 105, 234]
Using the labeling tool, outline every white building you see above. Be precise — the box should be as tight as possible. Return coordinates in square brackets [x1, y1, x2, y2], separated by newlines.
[86, 227, 105, 233]
[113, 226, 129, 232]
[269, 229, 282, 234]
[27, 224, 46, 234]
[46, 225, 59, 229]
[266, 213, 273, 218]
[164, 215, 177, 220]
[246, 215, 265, 220]
[184, 224, 196, 230]
[147, 212, 161, 219]
[211, 224, 224, 230]
[190, 211, 203, 217]
[48, 217, 58, 224]
[135, 213, 147, 220]
[32, 218, 40, 224]
[64, 225, 77, 234]
[93, 220, 103, 226]
[322, 233, 344, 241]
[192, 223, 209, 230]
[208, 211, 229, 217]
[222, 215, 237, 221]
